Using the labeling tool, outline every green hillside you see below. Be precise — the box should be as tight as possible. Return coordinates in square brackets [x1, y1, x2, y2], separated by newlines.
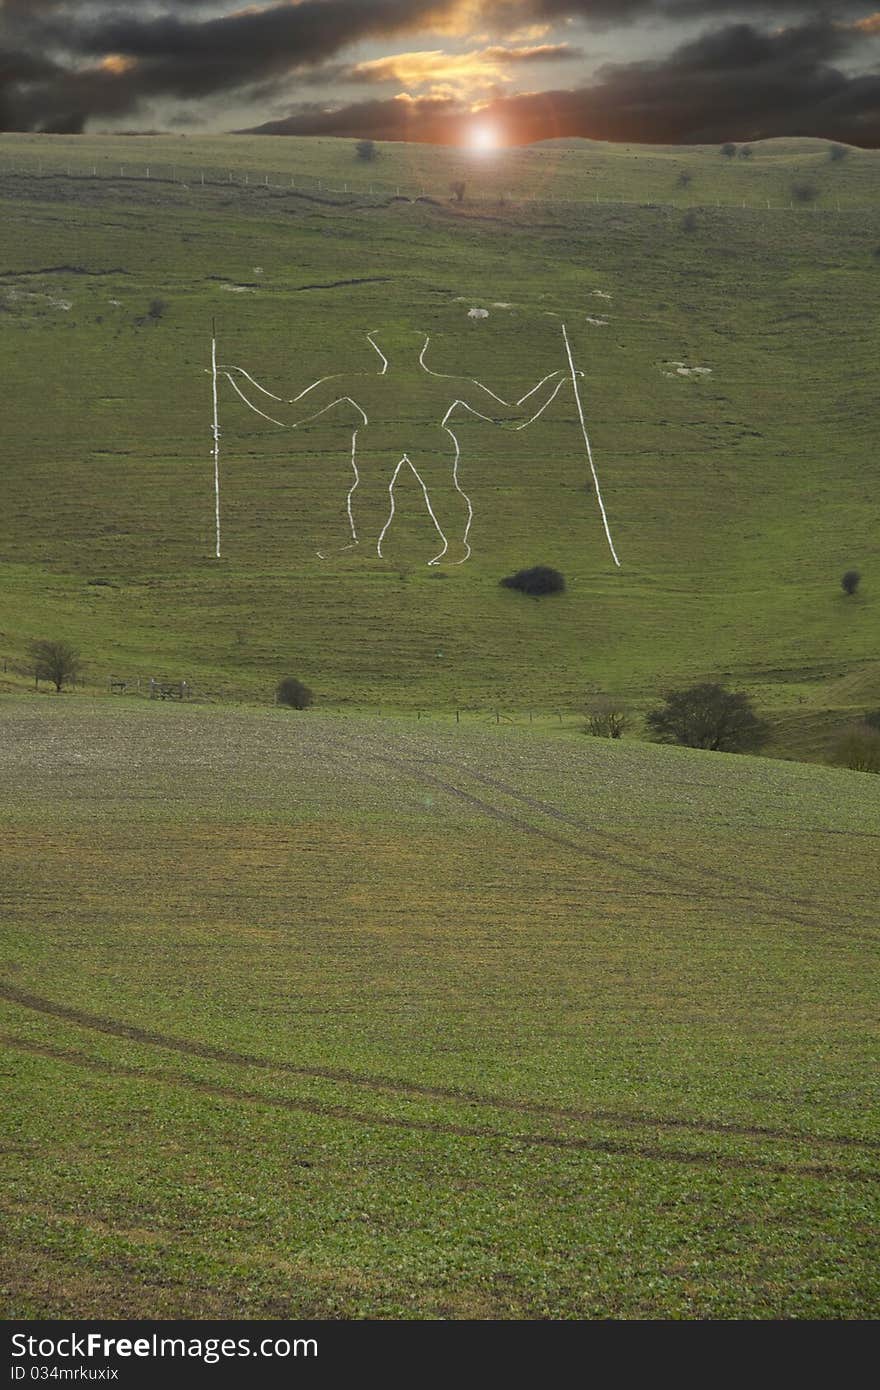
[0, 134, 878, 757]
[2, 698, 878, 1318]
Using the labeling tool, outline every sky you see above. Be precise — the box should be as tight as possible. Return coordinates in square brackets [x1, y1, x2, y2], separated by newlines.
[1, 2, 879, 146]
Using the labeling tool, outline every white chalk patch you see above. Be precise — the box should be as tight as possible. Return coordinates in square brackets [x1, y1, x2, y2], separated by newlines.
[108, 299, 122, 307]
[585, 316, 608, 327]
[492, 302, 513, 309]
[592, 290, 613, 300]
[220, 285, 256, 294]
[252, 267, 264, 275]
[468, 307, 489, 319]
[664, 361, 713, 377]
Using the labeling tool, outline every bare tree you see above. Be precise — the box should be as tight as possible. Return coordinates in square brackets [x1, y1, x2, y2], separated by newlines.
[450, 180, 466, 204]
[28, 639, 82, 692]
[833, 724, 880, 773]
[584, 695, 628, 739]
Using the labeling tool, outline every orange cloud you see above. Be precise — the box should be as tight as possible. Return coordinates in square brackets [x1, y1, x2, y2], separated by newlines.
[99, 55, 137, 76]
[854, 12, 880, 34]
[349, 43, 579, 96]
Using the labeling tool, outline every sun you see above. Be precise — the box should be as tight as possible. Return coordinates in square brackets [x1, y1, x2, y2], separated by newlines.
[467, 121, 501, 153]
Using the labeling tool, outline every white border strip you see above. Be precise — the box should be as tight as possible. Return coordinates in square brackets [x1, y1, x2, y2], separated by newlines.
[562, 322, 621, 569]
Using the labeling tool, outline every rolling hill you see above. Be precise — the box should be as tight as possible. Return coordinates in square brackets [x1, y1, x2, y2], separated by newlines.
[0, 132, 878, 754]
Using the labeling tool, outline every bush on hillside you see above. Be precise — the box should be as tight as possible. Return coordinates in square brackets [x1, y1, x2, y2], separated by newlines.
[863, 710, 880, 733]
[500, 566, 566, 598]
[833, 724, 880, 773]
[682, 210, 699, 233]
[792, 181, 818, 204]
[841, 569, 861, 596]
[276, 676, 313, 709]
[829, 143, 849, 162]
[677, 171, 693, 187]
[355, 140, 378, 162]
[721, 143, 737, 158]
[28, 638, 82, 692]
[583, 695, 628, 739]
[646, 682, 768, 753]
[147, 298, 167, 321]
[739, 146, 754, 159]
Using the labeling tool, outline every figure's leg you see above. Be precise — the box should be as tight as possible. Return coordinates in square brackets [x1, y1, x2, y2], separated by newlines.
[348, 457, 398, 557]
[404, 442, 474, 565]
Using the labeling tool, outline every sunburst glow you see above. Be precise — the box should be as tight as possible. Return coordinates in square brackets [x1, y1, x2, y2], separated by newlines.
[467, 120, 502, 152]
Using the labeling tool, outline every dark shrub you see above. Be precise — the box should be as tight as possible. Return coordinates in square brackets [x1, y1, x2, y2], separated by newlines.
[721, 143, 737, 158]
[739, 146, 753, 158]
[792, 181, 818, 204]
[833, 725, 880, 773]
[682, 210, 699, 233]
[841, 569, 861, 596]
[500, 566, 566, 597]
[646, 682, 768, 753]
[147, 298, 167, 320]
[276, 676, 313, 709]
[450, 181, 466, 203]
[355, 140, 378, 162]
[677, 170, 693, 187]
[863, 710, 880, 732]
[829, 143, 849, 162]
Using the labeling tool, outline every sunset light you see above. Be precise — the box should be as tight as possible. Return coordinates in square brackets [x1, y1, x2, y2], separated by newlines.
[467, 120, 502, 153]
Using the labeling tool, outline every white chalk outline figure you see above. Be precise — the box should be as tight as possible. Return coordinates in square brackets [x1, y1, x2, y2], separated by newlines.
[212, 325, 617, 566]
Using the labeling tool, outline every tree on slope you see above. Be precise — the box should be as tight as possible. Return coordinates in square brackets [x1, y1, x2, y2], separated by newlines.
[28, 639, 82, 692]
[646, 682, 768, 753]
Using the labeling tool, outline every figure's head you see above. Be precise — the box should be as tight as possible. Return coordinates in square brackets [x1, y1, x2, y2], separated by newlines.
[366, 326, 427, 367]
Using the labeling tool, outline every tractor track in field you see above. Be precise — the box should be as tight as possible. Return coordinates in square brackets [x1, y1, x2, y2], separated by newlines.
[2, 1032, 876, 1184]
[1, 984, 877, 1158]
[313, 727, 879, 944]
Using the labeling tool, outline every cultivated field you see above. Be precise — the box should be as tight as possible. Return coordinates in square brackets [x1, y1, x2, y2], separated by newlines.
[1, 699, 878, 1318]
[0, 134, 878, 759]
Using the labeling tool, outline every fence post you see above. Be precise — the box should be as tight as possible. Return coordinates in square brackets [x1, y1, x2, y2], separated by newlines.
[495, 710, 500, 724]
[455, 709, 460, 724]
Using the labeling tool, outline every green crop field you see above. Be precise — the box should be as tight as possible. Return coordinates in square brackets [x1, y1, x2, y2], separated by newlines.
[0, 134, 878, 1321]
[0, 133, 878, 758]
[1, 697, 878, 1318]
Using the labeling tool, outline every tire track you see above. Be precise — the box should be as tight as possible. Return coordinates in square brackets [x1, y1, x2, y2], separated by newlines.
[321, 726, 878, 943]
[1, 984, 877, 1156]
[2, 1033, 875, 1185]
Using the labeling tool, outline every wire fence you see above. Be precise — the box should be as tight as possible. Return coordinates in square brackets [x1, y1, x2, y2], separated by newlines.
[0, 660, 592, 727]
[1, 157, 877, 216]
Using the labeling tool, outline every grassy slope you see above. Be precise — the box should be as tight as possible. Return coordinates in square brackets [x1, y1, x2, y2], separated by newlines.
[0, 134, 878, 760]
[1, 697, 878, 1318]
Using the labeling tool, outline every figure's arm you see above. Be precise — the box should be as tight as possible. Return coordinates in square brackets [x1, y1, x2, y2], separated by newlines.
[218, 365, 362, 428]
[451, 370, 570, 431]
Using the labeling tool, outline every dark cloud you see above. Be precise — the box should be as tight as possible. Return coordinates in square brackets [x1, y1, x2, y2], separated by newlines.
[244, 18, 880, 146]
[490, 1, 876, 23]
[1, 1, 878, 142]
[0, 0, 457, 130]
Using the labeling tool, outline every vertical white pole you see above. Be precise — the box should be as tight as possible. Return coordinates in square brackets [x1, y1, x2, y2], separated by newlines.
[561, 323, 621, 569]
[211, 322, 221, 559]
